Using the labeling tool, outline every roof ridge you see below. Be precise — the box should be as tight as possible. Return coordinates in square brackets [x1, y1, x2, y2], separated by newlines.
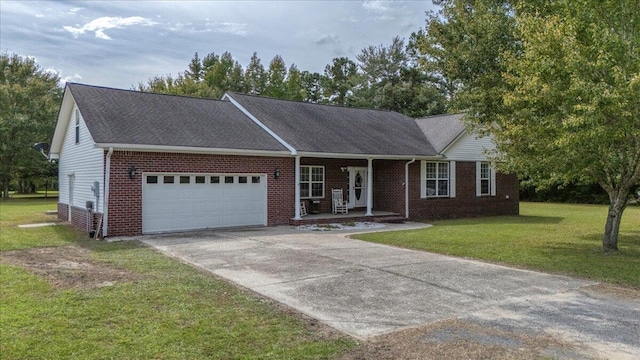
[67, 82, 230, 103]
[227, 91, 406, 115]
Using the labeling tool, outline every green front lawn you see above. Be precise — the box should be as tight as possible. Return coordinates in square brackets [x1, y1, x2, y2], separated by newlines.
[355, 202, 640, 287]
[0, 198, 353, 359]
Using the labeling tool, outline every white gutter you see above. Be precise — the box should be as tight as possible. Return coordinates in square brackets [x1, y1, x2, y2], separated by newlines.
[222, 93, 297, 155]
[297, 151, 443, 160]
[94, 143, 290, 157]
[405, 158, 416, 219]
[103, 147, 113, 237]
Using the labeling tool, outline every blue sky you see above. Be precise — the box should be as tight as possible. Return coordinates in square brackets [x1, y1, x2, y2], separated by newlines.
[1, 0, 436, 89]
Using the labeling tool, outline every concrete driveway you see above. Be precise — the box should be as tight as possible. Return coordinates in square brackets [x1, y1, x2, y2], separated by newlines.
[139, 224, 640, 358]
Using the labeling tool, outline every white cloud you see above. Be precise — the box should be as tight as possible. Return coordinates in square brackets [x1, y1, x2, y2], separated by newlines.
[69, 7, 83, 14]
[63, 16, 157, 40]
[35, 14, 45, 18]
[362, 0, 389, 13]
[169, 21, 248, 36]
[212, 22, 247, 36]
[63, 73, 83, 84]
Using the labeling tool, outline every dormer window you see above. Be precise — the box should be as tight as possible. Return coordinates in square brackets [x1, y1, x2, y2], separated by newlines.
[74, 109, 80, 144]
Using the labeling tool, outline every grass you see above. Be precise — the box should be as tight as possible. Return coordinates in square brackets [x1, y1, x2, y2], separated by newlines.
[355, 202, 640, 287]
[0, 198, 354, 359]
[0, 197, 74, 251]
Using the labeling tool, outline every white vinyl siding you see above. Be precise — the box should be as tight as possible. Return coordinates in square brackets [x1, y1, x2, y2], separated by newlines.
[476, 161, 496, 196]
[444, 132, 496, 161]
[58, 104, 105, 212]
[420, 161, 455, 198]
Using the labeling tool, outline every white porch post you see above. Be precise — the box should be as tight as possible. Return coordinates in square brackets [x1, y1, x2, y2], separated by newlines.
[293, 156, 302, 220]
[366, 158, 373, 216]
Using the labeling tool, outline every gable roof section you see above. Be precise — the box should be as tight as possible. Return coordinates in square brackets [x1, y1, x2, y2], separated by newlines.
[415, 113, 466, 153]
[60, 83, 288, 153]
[226, 92, 437, 157]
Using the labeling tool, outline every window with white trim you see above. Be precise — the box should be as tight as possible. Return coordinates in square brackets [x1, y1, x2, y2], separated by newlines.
[300, 166, 324, 198]
[424, 161, 449, 197]
[476, 161, 496, 196]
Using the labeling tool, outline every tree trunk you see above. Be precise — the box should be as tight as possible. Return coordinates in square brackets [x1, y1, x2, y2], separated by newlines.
[602, 195, 628, 251]
[2, 180, 8, 198]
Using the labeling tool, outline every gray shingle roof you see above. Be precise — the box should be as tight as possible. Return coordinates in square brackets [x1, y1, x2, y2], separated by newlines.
[415, 114, 466, 153]
[67, 83, 288, 152]
[227, 92, 437, 156]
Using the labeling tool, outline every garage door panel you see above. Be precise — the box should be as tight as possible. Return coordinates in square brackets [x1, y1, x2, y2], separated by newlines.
[143, 174, 267, 233]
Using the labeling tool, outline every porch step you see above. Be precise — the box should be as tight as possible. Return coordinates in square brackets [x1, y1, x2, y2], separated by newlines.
[373, 216, 406, 224]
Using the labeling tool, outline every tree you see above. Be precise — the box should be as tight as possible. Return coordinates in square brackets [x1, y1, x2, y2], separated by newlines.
[301, 71, 324, 103]
[416, 0, 640, 251]
[186, 52, 203, 82]
[264, 55, 288, 98]
[285, 64, 305, 101]
[0, 53, 61, 198]
[322, 57, 358, 106]
[245, 52, 266, 95]
[354, 36, 447, 117]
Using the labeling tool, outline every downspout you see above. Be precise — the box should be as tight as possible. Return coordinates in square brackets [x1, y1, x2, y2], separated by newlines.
[293, 155, 302, 220]
[103, 147, 113, 237]
[405, 158, 416, 219]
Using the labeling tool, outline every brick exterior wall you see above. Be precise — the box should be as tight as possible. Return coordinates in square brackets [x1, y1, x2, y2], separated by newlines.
[408, 161, 520, 220]
[58, 202, 69, 221]
[69, 153, 519, 237]
[106, 151, 294, 237]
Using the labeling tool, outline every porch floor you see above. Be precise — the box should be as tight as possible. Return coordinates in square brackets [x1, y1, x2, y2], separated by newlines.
[290, 210, 404, 226]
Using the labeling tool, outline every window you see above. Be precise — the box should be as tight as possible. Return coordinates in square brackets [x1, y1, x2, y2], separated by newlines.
[195, 176, 205, 184]
[421, 161, 455, 198]
[179, 176, 190, 184]
[251, 176, 260, 184]
[163, 176, 174, 184]
[300, 166, 324, 198]
[225, 176, 234, 184]
[75, 109, 80, 144]
[476, 162, 495, 196]
[146, 176, 158, 184]
[238, 176, 248, 184]
[210, 176, 220, 184]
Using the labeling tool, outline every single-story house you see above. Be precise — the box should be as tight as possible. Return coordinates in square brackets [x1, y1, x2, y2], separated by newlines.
[49, 83, 519, 237]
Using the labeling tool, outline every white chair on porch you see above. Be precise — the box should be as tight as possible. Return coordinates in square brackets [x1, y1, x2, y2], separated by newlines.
[332, 188, 348, 214]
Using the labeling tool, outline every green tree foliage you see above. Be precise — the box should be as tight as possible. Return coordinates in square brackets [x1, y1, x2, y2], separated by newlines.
[285, 64, 305, 101]
[300, 71, 324, 103]
[0, 53, 61, 197]
[264, 55, 288, 98]
[136, 40, 447, 115]
[355, 36, 447, 117]
[416, 0, 640, 251]
[186, 52, 203, 82]
[244, 52, 266, 95]
[322, 57, 358, 106]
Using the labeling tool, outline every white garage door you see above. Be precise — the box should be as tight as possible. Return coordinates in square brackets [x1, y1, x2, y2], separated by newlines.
[142, 173, 267, 234]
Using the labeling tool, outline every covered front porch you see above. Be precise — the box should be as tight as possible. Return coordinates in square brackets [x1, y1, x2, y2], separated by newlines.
[290, 155, 418, 223]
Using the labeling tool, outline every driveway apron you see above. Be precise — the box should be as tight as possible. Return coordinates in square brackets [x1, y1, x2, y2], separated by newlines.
[139, 224, 640, 358]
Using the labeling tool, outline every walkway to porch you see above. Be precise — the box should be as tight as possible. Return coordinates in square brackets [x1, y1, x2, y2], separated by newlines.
[289, 210, 405, 226]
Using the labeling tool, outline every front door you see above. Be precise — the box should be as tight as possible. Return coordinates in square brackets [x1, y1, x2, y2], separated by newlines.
[348, 167, 367, 208]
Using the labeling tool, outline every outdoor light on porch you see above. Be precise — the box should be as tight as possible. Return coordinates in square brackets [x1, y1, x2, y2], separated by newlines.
[128, 165, 137, 179]
[274, 168, 281, 179]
